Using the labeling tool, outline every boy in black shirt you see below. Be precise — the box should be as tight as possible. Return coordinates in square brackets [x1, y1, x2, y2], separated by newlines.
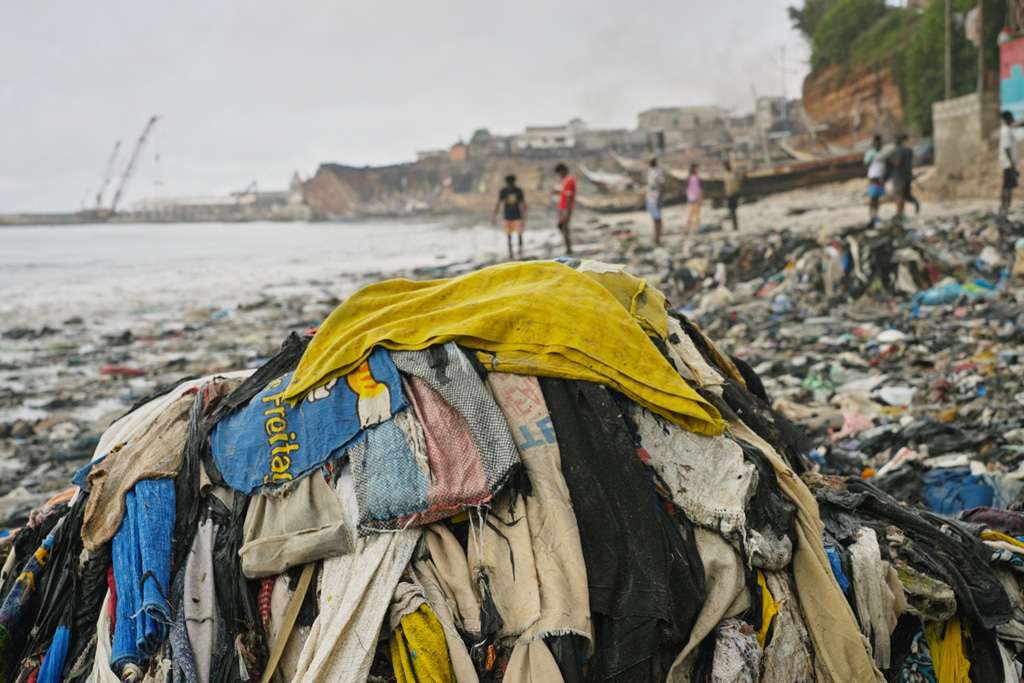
[492, 174, 527, 259]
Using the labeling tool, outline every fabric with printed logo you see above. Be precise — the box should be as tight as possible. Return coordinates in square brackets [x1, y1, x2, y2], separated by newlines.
[211, 347, 405, 493]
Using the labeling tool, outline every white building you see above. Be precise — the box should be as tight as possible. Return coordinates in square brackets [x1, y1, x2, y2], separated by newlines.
[512, 126, 576, 151]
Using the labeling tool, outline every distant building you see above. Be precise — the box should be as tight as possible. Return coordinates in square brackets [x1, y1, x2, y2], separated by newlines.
[576, 128, 630, 151]
[512, 126, 576, 151]
[417, 150, 448, 163]
[637, 106, 730, 133]
[467, 132, 511, 159]
[449, 142, 468, 163]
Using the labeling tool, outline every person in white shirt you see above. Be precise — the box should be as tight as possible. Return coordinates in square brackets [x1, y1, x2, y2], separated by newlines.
[1000, 111, 1021, 212]
[643, 158, 665, 245]
[864, 135, 887, 222]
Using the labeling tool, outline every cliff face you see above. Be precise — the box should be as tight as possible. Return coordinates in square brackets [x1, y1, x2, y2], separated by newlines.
[302, 156, 584, 219]
[802, 61, 905, 144]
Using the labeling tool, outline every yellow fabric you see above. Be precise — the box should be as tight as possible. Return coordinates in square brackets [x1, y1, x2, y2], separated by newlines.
[982, 529, 1024, 552]
[575, 264, 668, 338]
[925, 617, 971, 683]
[389, 604, 455, 683]
[284, 261, 724, 436]
[756, 570, 780, 648]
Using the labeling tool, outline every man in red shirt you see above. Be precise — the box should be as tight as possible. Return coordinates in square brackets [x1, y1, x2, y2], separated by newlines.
[554, 163, 575, 255]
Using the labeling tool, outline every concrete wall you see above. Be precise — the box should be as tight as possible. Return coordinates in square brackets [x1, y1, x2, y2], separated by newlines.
[932, 91, 1000, 175]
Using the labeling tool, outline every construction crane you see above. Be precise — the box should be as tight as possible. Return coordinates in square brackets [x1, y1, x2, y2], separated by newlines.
[108, 115, 159, 215]
[94, 140, 122, 210]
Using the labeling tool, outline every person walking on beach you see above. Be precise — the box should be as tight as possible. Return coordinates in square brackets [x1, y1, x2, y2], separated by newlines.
[492, 174, 527, 259]
[865, 135, 887, 222]
[891, 134, 918, 218]
[554, 163, 576, 254]
[1000, 111, 1021, 213]
[684, 163, 702, 235]
[722, 160, 741, 231]
[643, 157, 665, 245]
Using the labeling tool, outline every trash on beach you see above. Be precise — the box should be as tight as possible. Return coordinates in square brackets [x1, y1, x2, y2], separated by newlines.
[2, 256, 1024, 682]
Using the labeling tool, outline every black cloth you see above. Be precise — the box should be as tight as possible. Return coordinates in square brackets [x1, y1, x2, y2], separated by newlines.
[499, 186, 524, 221]
[712, 380, 811, 475]
[829, 479, 1013, 630]
[1005, 168, 1019, 191]
[539, 378, 704, 682]
[891, 146, 913, 183]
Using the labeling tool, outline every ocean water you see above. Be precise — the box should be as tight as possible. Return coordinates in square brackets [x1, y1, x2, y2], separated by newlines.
[0, 219, 551, 327]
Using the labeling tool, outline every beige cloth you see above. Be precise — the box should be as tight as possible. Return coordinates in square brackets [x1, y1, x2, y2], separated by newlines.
[82, 392, 194, 550]
[240, 473, 351, 578]
[503, 640, 565, 683]
[409, 544, 481, 683]
[483, 373, 592, 646]
[761, 571, 816, 682]
[268, 575, 311, 683]
[629, 404, 755, 542]
[665, 318, 726, 395]
[90, 370, 254, 463]
[725, 418, 883, 682]
[668, 527, 750, 682]
[414, 524, 482, 636]
[291, 473, 420, 683]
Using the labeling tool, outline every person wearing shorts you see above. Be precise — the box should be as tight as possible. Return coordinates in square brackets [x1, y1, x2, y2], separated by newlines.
[864, 135, 886, 222]
[643, 158, 665, 244]
[1000, 111, 1021, 213]
[492, 174, 527, 259]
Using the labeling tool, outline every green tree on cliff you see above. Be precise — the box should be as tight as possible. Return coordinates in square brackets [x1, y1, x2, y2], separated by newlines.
[788, 0, 837, 41]
[810, 0, 888, 70]
[904, 0, 1006, 134]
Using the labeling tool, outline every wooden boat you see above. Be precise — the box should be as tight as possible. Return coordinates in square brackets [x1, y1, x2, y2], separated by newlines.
[578, 163, 638, 192]
[666, 152, 864, 201]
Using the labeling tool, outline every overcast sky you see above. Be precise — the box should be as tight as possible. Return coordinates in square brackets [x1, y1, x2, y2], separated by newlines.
[0, 1, 810, 213]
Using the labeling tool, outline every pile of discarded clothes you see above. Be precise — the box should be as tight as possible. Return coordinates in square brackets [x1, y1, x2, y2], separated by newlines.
[1, 260, 1024, 683]
[662, 213, 1024, 316]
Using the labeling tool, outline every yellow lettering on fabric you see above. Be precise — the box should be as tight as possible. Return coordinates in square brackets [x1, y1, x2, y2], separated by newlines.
[260, 379, 299, 485]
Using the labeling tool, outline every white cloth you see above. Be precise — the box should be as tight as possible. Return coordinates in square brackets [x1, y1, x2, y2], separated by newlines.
[1001, 123, 1021, 169]
[291, 473, 420, 683]
[761, 571, 816, 683]
[85, 591, 121, 683]
[504, 640, 565, 683]
[849, 527, 905, 669]
[629, 404, 756, 542]
[184, 518, 218, 683]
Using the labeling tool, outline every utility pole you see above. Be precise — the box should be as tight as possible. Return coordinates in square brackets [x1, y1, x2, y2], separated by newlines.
[977, 0, 985, 93]
[751, 84, 772, 167]
[945, 0, 953, 100]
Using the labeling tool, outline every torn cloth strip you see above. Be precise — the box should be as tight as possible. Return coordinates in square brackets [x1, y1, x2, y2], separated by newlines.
[110, 479, 176, 671]
[211, 347, 405, 493]
[282, 261, 723, 435]
[539, 378, 704, 681]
